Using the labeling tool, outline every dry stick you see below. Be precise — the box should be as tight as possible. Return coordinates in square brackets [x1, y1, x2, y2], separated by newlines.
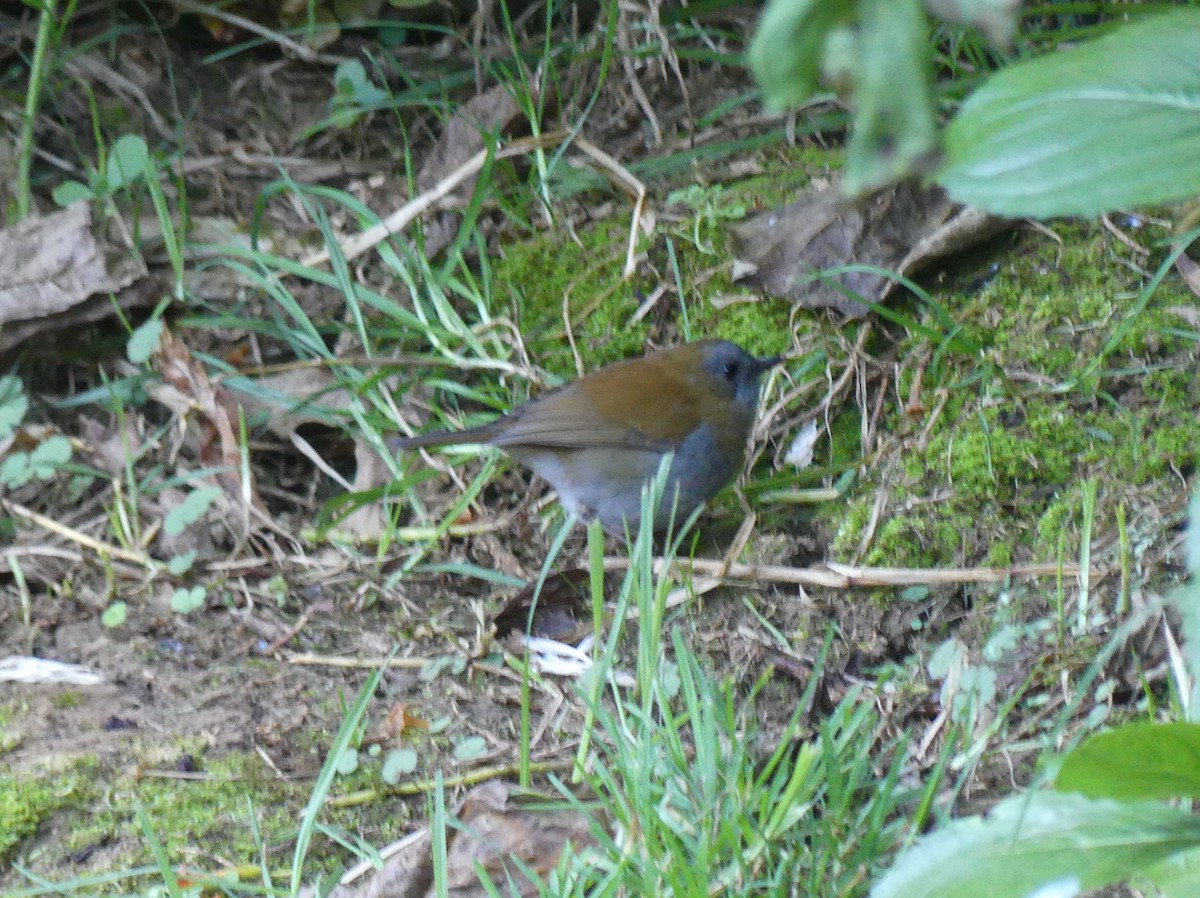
[301, 131, 649, 281]
[301, 130, 567, 268]
[285, 652, 432, 669]
[327, 758, 575, 808]
[603, 555, 1101, 590]
[169, 0, 321, 62]
[2, 498, 154, 568]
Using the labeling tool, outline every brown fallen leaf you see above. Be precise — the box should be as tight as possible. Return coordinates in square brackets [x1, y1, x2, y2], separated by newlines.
[729, 181, 1008, 316]
[415, 82, 525, 257]
[494, 569, 619, 643]
[0, 201, 148, 353]
[150, 326, 265, 524]
[327, 780, 600, 898]
[228, 365, 396, 539]
[1174, 250, 1200, 300]
[363, 702, 430, 749]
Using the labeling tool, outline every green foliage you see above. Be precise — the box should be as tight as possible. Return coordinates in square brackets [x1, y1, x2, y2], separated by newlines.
[940, 9, 1200, 216]
[0, 435, 72, 489]
[125, 318, 163, 365]
[751, 3, 1200, 216]
[0, 375, 29, 435]
[52, 134, 153, 206]
[0, 773, 67, 862]
[169, 585, 206, 614]
[871, 492, 1200, 897]
[100, 600, 127, 628]
[749, 0, 964, 195]
[163, 486, 221, 537]
[871, 792, 1200, 898]
[1057, 722, 1200, 802]
[748, 0, 855, 108]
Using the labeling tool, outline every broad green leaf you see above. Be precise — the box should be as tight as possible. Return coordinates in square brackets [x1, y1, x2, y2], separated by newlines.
[0, 375, 28, 435]
[168, 550, 198, 576]
[939, 10, 1200, 217]
[842, 0, 937, 196]
[0, 452, 31, 487]
[170, 586, 206, 614]
[1178, 490, 1200, 717]
[381, 749, 418, 785]
[30, 436, 72, 478]
[105, 134, 150, 192]
[333, 59, 388, 108]
[871, 792, 1200, 898]
[164, 486, 222, 536]
[53, 181, 94, 206]
[101, 602, 128, 628]
[748, 0, 855, 110]
[126, 318, 163, 364]
[452, 736, 487, 761]
[1057, 722, 1200, 801]
[1144, 845, 1200, 898]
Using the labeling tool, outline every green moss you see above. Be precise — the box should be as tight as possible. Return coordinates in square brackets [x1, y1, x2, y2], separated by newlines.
[817, 212, 1199, 576]
[0, 768, 80, 862]
[486, 145, 836, 379]
[51, 691, 82, 710]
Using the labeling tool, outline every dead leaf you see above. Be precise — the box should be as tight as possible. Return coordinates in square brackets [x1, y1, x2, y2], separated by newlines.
[228, 365, 412, 540]
[415, 83, 525, 257]
[326, 781, 599, 898]
[150, 327, 264, 522]
[0, 202, 148, 353]
[1174, 252, 1200, 300]
[416, 83, 525, 205]
[729, 181, 1008, 316]
[494, 569, 615, 643]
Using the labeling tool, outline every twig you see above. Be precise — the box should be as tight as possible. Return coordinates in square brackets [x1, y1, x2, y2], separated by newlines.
[326, 758, 575, 807]
[2, 498, 154, 568]
[302, 131, 570, 268]
[603, 555, 1102, 590]
[285, 652, 435, 669]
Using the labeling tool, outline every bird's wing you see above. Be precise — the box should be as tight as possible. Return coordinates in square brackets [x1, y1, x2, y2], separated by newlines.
[485, 387, 676, 452]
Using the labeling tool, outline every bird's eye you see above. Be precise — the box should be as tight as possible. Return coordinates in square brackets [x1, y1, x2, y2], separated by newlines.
[722, 361, 739, 379]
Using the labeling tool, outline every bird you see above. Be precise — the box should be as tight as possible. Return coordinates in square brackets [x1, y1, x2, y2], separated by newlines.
[390, 340, 781, 533]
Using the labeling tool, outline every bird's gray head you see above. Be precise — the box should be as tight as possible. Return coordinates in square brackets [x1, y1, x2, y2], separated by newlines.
[700, 340, 781, 408]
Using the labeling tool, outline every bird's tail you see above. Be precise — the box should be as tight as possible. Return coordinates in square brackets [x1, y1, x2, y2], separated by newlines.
[387, 421, 503, 453]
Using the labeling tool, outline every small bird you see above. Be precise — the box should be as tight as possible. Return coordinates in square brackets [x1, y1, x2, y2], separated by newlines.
[391, 340, 780, 532]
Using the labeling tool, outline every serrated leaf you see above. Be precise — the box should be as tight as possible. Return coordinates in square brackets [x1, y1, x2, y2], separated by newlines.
[164, 486, 222, 536]
[870, 792, 1200, 898]
[381, 749, 418, 784]
[127, 318, 163, 364]
[101, 602, 128, 628]
[938, 10, 1200, 217]
[1057, 722, 1200, 801]
[170, 586, 206, 614]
